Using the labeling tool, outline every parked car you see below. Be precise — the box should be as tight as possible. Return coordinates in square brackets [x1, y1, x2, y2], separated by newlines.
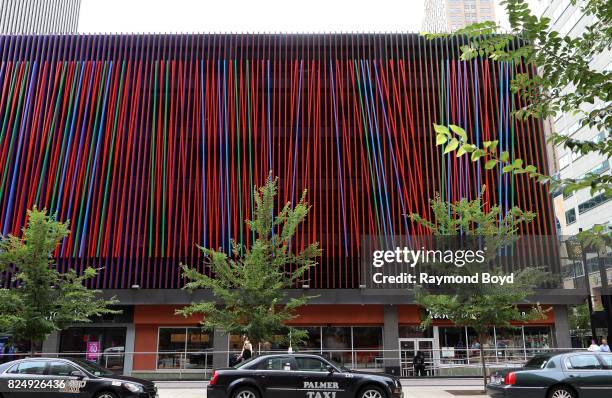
[0, 357, 157, 398]
[207, 353, 403, 398]
[486, 351, 612, 398]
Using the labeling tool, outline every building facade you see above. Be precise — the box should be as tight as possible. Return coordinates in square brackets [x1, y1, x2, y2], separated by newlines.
[422, 0, 496, 33]
[0, 0, 81, 34]
[0, 33, 580, 378]
[531, 0, 611, 337]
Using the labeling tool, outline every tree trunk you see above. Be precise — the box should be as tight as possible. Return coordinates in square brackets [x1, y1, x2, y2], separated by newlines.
[29, 339, 35, 357]
[479, 333, 487, 392]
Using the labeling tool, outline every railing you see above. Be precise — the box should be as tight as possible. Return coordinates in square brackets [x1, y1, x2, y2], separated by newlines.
[0, 347, 586, 379]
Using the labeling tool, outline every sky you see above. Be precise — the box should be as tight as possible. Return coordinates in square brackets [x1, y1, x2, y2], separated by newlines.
[78, 0, 511, 33]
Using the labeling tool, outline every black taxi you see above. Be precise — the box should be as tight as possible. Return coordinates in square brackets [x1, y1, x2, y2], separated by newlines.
[207, 353, 403, 398]
[0, 357, 157, 397]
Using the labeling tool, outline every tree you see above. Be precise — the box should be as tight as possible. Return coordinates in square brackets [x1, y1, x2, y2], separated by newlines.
[426, 0, 611, 198]
[410, 192, 548, 390]
[569, 303, 592, 348]
[0, 208, 119, 353]
[177, 175, 321, 350]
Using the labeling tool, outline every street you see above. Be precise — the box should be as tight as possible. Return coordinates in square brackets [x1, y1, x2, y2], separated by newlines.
[156, 379, 488, 398]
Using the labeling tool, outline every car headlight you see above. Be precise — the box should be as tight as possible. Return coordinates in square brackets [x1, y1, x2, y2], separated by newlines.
[123, 382, 144, 393]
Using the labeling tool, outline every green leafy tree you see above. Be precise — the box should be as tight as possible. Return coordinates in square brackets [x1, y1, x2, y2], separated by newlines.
[178, 176, 321, 350]
[0, 208, 119, 353]
[569, 304, 592, 347]
[410, 192, 548, 389]
[425, 0, 611, 198]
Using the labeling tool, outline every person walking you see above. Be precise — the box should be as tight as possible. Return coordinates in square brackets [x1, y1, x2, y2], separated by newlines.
[413, 351, 426, 376]
[600, 338, 610, 352]
[239, 336, 253, 362]
[587, 339, 601, 352]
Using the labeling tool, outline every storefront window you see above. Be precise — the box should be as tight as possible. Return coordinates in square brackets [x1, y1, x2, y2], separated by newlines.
[438, 327, 468, 364]
[296, 327, 322, 352]
[157, 328, 213, 370]
[322, 327, 351, 366]
[398, 325, 433, 338]
[524, 326, 553, 353]
[59, 327, 126, 372]
[352, 327, 383, 369]
[495, 328, 524, 360]
[466, 327, 495, 362]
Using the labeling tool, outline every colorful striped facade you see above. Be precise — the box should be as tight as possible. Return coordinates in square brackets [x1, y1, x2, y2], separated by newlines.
[0, 34, 555, 290]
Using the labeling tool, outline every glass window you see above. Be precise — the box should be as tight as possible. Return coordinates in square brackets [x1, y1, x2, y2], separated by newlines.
[567, 355, 601, 370]
[495, 327, 524, 360]
[157, 328, 186, 370]
[157, 327, 213, 370]
[296, 327, 322, 352]
[524, 326, 553, 352]
[438, 327, 468, 363]
[565, 209, 576, 224]
[258, 357, 293, 371]
[399, 325, 433, 338]
[185, 328, 212, 369]
[322, 327, 351, 366]
[296, 357, 328, 372]
[352, 327, 383, 369]
[48, 361, 77, 376]
[9, 361, 46, 375]
[600, 355, 612, 369]
[578, 194, 610, 214]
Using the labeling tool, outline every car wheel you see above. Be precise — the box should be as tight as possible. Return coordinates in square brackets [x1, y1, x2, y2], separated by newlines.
[548, 386, 576, 398]
[94, 392, 118, 398]
[359, 385, 386, 398]
[232, 386, 260, 398]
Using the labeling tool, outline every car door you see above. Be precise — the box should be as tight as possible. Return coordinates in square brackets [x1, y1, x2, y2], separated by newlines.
[46, 360, 89, 397]
[254, 356, 299, 398]
[563, 354, 609, 398]
[1, 360, 48, 398]
[295, 356, 350, 398]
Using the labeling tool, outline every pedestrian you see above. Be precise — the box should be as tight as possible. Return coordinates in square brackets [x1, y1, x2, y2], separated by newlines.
[413, 351, 426, 376]
[600, 338, 610, 352]
[587, 339, 601, 352]
[238, 336, 253, 362]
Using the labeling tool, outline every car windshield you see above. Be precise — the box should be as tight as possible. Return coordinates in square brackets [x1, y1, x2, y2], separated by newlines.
[233, 356, 259, 369]
[326, 358, 350, 372]
[70, 359, 114, 376]
[524, 355, 552, 369]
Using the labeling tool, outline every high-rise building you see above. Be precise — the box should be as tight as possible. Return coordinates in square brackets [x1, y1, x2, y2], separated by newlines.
[0, 33, 578, 377]
[422, 0, 496, 33]
[0, 0, 81, 34]
[532, 0, 611, 340]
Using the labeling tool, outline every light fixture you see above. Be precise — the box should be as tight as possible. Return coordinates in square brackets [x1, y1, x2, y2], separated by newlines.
[131, 284, 140, 290]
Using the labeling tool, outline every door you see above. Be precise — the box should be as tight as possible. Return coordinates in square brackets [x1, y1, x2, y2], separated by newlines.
[399, 338, 436, 377]
[295, 356, 350, 398]
[563, 354, 610, 398]
[253, 356, 299, 398]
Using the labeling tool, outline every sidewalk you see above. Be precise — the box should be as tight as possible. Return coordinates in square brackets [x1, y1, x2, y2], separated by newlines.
[155, 379, 489, 398]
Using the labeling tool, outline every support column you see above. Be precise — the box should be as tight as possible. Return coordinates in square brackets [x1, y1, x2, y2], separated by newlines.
[123, 324, 136, 375]
[42, 331, 60, 354]
[212, 329, 229, 370]
[383, 305, 400, 376]
[553, 305, 572, 348]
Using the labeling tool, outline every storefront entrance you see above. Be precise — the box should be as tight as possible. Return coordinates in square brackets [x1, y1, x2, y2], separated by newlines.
[399, 338, 436, 377]
[59, 327, 127, 373]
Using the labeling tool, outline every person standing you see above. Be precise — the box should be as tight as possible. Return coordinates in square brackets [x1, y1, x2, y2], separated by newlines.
[413, 351, 426, 376]
[600, 338, 610, 352]
[587, 339, 601, 352]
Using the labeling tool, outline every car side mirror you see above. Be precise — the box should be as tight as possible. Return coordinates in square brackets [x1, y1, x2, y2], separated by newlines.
[326, 365, 335, 373]
[70, 370, 86, 378]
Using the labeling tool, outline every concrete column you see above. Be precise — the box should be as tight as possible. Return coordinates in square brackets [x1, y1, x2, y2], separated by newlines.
[212, 329, 229, 369]
[42, 331, 60, 354]
[383, 305, 400, 376]
[553, 305, 572, 348]
[123, 324, 136, 375]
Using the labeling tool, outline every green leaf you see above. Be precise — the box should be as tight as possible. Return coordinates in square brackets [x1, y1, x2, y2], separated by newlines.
[457, 146, 467, 157]
[513, 159, 524, 168]
[502, 164, 514, 173]
[485, 159, 498, 170]
[525, 165, 538, 173]
[436, 134, 448, 146]
[434, 124, 451, 137]
[444, 138, 459, 154]
[501, 151, 510, 162]
[449, 124, 468, 141]
[471, 149, 487, 161]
